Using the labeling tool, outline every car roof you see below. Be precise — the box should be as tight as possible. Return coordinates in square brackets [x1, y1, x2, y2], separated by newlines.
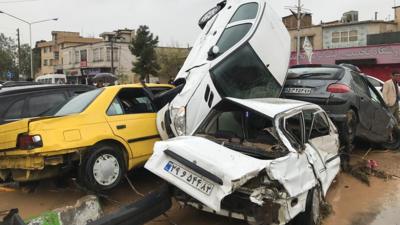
[226, 97, 313, 118]
[0, 84, 94, 96]
[103, 83, 174, 91]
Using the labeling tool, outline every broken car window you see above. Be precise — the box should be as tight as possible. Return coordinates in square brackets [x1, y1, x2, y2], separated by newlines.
[112, 88, 155, 115]
[211, 44, 281, 99]
[229, 2, 259, 23]
[310, 112, 330, 139]
[196, 106, 286, 159]
[284, 113, 304, 149]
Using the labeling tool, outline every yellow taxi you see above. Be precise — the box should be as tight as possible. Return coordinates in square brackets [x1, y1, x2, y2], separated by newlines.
[0, 83, 172, 191]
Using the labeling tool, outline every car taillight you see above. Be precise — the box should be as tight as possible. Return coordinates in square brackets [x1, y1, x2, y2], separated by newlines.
[17, 134, 42, 150]
[327, 83, 350, 93]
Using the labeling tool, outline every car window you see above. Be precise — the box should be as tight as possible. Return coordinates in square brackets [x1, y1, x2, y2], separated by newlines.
[284, 112, 303, 149]
[4, 99, 24, 120]
[229, 2, 258, 23]
[309, 113, 330, 139]
[368, 86, 383, 104]
[351, 72, 369, 96]
[210, 111, 244, 139]
[55, 88, 103, 116]
[211, 44, 281, 99]
[108, 88, 154, 116]
[216, 23, 252, 55]
[367, 77, 382, 87]
[107, 98, 124, 116]
[28, 93, 67, 117]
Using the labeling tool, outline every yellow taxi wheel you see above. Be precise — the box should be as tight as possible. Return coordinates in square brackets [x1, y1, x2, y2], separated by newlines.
[79, 143, 126, 192]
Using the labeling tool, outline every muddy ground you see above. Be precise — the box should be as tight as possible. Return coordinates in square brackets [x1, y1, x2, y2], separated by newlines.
[1, 149, 399, 225]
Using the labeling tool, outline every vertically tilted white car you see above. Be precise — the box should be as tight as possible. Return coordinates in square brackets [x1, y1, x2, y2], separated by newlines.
[146, 98, 340, 225]
[157, 0, 291, 139]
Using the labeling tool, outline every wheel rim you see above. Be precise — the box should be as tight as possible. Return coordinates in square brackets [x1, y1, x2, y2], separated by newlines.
[311, 190, 320, 224]
[92, 154, 120, 186]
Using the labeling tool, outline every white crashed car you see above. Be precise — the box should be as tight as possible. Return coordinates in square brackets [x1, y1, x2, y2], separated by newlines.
[146, 98, 340, 225]
[157, 0, 290, 139]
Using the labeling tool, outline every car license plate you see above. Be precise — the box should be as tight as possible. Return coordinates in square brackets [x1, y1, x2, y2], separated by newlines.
[284, 87, 312, 94]
[164, 161, 214, 195]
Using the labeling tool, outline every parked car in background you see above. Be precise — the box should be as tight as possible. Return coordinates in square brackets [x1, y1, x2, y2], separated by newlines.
[0, 84, 94, 125]
[35, 74, 67, 84]
[146, 98, 340, 225]
[157, 0, 291, 139]
[282, 64, 400, 151]
[0, 84, 173, 192]
[365, 75, 384, 92]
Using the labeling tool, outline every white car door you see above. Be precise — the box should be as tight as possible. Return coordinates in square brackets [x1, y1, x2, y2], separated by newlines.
[303, 110, 340, 195]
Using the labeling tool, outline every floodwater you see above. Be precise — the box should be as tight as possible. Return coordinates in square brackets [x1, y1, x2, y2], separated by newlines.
[0, 151, 400, 225]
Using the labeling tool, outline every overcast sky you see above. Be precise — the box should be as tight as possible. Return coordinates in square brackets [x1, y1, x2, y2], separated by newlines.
[0, 0, 398, 47]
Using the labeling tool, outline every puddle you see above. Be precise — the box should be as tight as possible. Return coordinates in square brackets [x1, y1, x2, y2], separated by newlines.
[324, 150, 400, 225]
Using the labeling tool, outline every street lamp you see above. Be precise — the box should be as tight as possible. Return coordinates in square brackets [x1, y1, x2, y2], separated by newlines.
[0, 10, 58, 80]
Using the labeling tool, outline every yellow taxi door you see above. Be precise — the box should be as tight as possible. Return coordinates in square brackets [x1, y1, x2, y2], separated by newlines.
[105, 88, 160, 162]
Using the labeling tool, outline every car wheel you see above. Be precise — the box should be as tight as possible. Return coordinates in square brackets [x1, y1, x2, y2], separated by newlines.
[382, 128, 400, 150]
[292, 188, 321, 225]
[79, 144, 126, 192]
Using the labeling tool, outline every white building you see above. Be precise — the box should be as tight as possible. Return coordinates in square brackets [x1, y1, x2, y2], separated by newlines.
[61, 29, 137, 84]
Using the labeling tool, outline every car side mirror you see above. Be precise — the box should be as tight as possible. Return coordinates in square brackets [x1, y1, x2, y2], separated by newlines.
[207, 45, 220, 60]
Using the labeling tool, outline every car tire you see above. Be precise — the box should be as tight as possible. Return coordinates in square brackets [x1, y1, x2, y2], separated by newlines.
[339, 110, 357, 170]
[78, 143, 126, 192]
[292, 188, 321, 225]
[382, 127, 400, 150]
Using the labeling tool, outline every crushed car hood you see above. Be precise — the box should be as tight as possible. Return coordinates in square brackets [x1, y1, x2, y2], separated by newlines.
[145, 136, 270, 211]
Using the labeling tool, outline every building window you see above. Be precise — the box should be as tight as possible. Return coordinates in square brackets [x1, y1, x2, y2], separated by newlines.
[332, 32, 340, 43]
[340, 31, 349, 42]
[54, 52, 59, 60]
[106, 47, 119, 62]
[93, 48, 101, 62]
[75, 51, 80, 63]
[43, 59, 48, 66]
[349, 30, 358, 42]
[80, 50, 87, 62]
[44, 47, 48, 53]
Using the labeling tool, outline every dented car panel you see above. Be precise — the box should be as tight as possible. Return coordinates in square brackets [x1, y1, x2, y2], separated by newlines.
[146, 98, 340, 224]
[157, 0, 291, 138]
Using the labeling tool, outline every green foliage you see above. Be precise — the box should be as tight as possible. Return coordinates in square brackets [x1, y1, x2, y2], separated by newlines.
[129, 25, 160, 82]
[0, 33, 17, 80]
[157, 47, 188, 83]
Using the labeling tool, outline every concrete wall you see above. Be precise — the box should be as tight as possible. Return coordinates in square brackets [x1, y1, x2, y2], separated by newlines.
[288, 26, 323, 51]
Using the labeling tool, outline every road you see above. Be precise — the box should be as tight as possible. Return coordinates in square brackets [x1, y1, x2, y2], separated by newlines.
[1, 149, 399, 225]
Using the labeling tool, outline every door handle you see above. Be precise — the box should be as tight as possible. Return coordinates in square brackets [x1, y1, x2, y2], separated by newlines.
[116, 125, 126, 130]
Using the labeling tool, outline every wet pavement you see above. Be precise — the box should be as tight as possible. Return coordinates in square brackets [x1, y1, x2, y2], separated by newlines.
[1, 149, 400, 225]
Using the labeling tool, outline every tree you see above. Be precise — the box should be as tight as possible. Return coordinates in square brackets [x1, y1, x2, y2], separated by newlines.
[19, 44, 32, 77]
[0, 33, 17, 80]
[157, 47, 189, 83]
[129, 25, 160, 83]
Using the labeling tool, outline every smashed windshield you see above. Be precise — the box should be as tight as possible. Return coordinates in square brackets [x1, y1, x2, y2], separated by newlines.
[55, 88, 103, 116]
[196, 102, 288, 159]
[211, 44, 281, 99]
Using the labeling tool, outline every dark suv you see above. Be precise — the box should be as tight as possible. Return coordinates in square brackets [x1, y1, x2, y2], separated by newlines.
[0, 83, 95, 125]
[282, 64, 399, 151]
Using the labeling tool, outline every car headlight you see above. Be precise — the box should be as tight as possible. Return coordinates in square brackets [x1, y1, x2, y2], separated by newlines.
[172, 107, 186, 136]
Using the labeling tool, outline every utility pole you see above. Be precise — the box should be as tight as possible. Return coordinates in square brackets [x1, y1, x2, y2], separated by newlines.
[296, 0, 301, 65]
[16, 28, 21, 81]
[110, 38, 114, 74]
[286, 0, 309, 65]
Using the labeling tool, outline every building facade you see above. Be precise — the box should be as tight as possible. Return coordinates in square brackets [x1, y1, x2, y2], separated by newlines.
[36, 31, 102, 77]
[287, 6, 400, 81]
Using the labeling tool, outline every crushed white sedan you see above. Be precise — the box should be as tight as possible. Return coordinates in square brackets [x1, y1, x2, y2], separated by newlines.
[146, 98, 340, 225]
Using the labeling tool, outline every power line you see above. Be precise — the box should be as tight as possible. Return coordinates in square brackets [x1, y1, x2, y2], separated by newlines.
[0, 0, 39, 4]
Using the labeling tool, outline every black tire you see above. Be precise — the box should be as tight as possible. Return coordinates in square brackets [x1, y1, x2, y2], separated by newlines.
[382, 127, 400, 150]
[339, 110, 357, 170]
[78, 143, 126, 192]
[292, 188, 321, 225]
